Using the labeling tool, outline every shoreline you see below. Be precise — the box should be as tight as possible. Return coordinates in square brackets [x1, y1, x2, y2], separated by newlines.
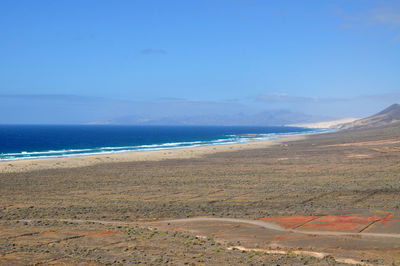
[0, 133, 309, 173]
[0, 128, 327, 162]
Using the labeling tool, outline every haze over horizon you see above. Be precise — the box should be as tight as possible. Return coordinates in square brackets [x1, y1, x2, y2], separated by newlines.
[1, 0, 399, 124]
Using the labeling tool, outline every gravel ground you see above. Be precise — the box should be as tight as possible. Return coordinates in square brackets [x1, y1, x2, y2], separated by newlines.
[1, 123, 400, 264]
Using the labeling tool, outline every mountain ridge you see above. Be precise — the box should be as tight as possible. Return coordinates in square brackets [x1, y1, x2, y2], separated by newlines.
[103, 110, 333, 126]
[338, 103, 400, 130]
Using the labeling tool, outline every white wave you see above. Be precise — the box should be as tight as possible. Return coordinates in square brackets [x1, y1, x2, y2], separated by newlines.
[0, 129, 331, 162]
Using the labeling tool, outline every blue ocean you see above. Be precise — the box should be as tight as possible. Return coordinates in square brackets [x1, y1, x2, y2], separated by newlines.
[0, 125, 322, 161]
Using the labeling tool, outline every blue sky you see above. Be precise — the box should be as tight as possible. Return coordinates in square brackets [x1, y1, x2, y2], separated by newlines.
[1, 0, 399, 124]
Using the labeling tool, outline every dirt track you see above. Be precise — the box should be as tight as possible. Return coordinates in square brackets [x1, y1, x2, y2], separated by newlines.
[2, 123, 400, 264]
[5, 216, 399, 265]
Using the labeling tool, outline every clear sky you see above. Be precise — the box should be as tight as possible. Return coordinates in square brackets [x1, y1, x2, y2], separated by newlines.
[1, 0, 399, 124]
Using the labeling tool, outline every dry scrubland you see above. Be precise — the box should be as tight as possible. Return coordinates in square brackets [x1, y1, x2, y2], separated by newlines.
[1, 123, 400, 265]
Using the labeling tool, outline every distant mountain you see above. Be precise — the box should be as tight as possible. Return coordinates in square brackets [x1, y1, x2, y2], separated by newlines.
[338, 103, 400, 130]
[105, 110, 333, 126]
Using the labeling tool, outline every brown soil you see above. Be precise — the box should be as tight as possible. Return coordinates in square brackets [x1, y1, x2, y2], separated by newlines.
[1, 123, 400, 265]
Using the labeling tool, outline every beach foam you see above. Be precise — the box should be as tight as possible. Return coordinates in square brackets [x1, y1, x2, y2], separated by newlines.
[0, 126, 330, 161]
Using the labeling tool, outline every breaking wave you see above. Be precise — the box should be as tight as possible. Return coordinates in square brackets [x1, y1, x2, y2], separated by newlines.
[0, 126, 331, 161]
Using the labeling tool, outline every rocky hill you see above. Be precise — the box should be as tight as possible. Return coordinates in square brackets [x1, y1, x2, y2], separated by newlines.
[338, 103, 400, 130]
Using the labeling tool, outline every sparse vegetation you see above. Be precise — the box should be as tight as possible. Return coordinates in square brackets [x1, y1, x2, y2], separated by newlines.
[1, 123, 400, 264]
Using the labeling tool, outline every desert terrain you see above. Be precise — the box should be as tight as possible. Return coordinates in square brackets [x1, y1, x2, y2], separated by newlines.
[1, 123, 400, 265]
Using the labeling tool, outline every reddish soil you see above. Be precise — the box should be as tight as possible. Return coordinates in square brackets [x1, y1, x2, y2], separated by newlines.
[300, 215, 380, 232]
[260, 214, 400, 233]
[2, 123, 400, 264]
[260, 215, 317, 229]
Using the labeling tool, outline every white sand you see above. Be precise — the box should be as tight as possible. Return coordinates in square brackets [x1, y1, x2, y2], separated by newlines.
[288, 118, 359, 129]
[0, 134, 307, 173]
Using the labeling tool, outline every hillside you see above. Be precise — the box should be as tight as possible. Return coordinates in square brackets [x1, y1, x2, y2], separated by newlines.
[338, 103, 400, 130]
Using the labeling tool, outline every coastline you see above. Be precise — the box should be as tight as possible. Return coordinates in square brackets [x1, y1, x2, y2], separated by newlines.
[2, 123, 400, 264]
[0, 133, 308, 173]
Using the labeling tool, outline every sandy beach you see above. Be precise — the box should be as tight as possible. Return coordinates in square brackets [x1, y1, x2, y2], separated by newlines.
[0, 134, 307, 173]
[1, 124, 400, 264]
[3, 1, 399, 263]
[288, 117, 359, 129]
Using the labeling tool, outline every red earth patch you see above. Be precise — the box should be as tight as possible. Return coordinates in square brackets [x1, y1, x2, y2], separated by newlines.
[259, 214, 400, 233]
[363, 214, 400, 234]
[300, 215, 380, 232]
[260, 216, 317, 229]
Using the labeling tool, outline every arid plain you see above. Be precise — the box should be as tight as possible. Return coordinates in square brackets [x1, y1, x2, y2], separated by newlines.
[1, 123, 400, 265]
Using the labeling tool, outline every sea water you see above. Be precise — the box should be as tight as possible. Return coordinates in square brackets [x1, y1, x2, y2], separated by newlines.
[0, 125, 325, 161]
